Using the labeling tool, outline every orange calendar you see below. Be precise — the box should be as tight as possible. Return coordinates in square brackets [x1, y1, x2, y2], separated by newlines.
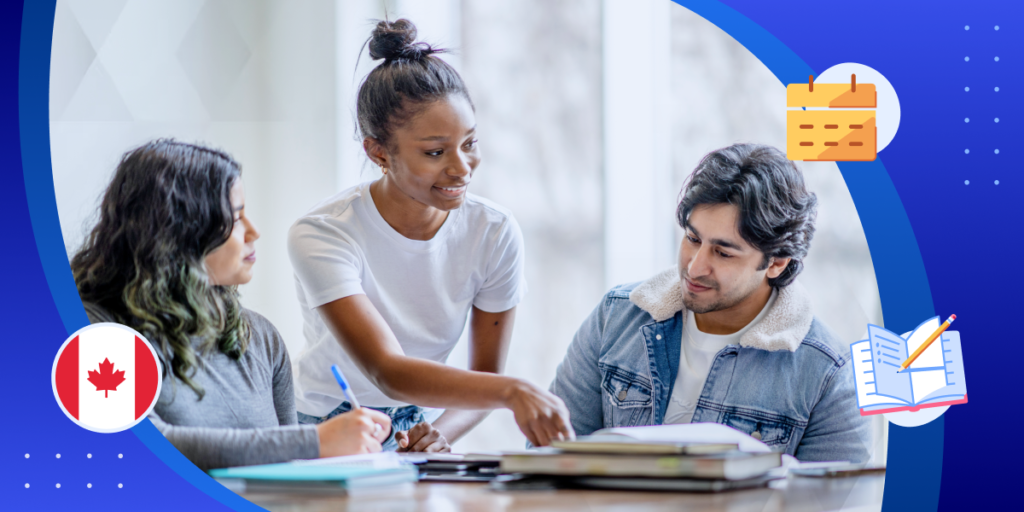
[786, 75, 877, 161]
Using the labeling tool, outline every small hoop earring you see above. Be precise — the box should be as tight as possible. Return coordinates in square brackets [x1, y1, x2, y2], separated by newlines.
[379, 164, 388, 175]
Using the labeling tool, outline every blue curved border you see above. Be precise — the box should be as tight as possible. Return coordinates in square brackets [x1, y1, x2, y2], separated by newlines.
[21, 0, 939, 510]
[18, 2, 262, 510]
[673, 1, 941, 511]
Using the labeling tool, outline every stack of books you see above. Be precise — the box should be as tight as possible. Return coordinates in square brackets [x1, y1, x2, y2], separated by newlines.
[496, 423, 784, 492]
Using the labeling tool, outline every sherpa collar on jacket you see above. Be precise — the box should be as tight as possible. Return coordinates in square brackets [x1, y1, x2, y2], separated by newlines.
[627, 267, 813, 352]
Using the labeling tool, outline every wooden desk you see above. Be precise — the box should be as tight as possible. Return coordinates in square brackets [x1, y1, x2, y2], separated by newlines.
[242, 474, 884, 512]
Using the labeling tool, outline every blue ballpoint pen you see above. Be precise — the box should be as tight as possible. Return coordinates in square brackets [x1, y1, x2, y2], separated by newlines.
[331, 364, 362, 409]
[330, 365, 382, 433]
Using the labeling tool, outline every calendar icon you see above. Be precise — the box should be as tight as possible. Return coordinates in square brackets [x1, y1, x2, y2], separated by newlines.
[787, 75, 877, 161]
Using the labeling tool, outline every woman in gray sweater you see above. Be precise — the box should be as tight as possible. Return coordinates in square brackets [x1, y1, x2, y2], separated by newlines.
[70, 140, 391, 470]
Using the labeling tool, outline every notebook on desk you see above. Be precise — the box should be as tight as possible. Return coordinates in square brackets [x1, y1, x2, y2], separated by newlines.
[501, 423, 781, 481]
[500, 450, 782, 480]
[850, 317, 968, 415]
[208, 452, 418, 494]
[490, 473, 778, 493]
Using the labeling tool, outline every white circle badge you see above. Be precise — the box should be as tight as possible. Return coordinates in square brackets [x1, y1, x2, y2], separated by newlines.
[52, 323, 162, 433]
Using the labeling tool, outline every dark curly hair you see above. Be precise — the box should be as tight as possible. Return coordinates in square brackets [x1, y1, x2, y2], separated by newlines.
[356, 18, 473, 150]
[71, 139, 250, 399]
[676, 144, 818, 288]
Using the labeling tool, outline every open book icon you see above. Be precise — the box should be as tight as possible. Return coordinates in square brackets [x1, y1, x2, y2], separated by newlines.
[850, 317, 968, 415]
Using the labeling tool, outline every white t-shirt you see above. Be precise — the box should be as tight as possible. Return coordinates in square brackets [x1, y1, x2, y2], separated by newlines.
[287, 181, 527, 413]
[663, 289, 777, 424]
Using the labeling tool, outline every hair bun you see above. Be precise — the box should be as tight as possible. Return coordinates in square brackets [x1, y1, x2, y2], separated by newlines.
[368, 19, 438, 61]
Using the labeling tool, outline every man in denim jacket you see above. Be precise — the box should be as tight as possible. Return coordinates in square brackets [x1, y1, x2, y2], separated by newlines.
[551, 144, 871, 462]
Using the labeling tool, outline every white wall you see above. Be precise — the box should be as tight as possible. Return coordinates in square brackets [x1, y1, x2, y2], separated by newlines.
[455, 0, 606, 452]
[51, 0, 337, 359]
[603, 0, 675, 288]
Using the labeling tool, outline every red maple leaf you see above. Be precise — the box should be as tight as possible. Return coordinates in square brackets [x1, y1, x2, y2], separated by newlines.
[87, 358, 126, 398]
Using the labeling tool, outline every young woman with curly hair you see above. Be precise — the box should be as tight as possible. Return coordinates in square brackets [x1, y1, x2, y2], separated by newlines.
[72, 139, 390, 470]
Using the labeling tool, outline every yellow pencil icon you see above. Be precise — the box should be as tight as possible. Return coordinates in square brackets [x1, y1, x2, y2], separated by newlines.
[897, 314, 957, 373]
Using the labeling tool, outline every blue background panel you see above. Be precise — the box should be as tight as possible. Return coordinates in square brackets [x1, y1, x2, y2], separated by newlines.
[707, 2, 1021, 510]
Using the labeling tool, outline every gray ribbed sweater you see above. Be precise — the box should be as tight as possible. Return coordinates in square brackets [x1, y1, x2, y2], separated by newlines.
[84, 303, 319, 470]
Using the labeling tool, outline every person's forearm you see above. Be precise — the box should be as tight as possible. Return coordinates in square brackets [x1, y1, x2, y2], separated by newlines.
[369, 354, 528, 409]
[149, 413, 320, 471]
[318, 298, 531, 411]
[431, 409, 491, 444]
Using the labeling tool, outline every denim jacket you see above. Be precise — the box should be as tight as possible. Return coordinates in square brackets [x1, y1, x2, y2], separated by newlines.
[550, 268, 871, 462]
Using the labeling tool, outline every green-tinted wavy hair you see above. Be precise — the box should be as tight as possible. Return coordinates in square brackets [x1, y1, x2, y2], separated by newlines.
[71, 139, 250, 399]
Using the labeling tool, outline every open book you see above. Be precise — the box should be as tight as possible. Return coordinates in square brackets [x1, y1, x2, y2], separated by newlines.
[550, 435, 737, 455]
[850, 317, 968, 415]
[586, 423, 771, 453]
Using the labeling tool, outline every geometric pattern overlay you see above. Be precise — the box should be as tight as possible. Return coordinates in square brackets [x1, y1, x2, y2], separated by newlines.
[52, 0, 253, 122]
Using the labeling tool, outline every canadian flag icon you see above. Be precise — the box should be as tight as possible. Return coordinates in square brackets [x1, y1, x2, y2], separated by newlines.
[52, 323, 162, 433]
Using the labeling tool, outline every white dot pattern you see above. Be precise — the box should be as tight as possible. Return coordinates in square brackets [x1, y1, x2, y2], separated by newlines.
[956, 13, 996, 182]
[24, 450, 137, 489]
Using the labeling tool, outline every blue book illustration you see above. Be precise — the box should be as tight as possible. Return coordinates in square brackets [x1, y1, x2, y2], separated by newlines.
[849, 316, 967, 415]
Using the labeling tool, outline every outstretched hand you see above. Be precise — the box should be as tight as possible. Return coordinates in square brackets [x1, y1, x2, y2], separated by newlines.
[395, 421, 451, 453]
[505, 380, 575, 447]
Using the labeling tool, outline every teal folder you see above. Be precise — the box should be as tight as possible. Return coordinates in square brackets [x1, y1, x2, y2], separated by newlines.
[208, 462, 419, 494]
[209, 462, 414, 481]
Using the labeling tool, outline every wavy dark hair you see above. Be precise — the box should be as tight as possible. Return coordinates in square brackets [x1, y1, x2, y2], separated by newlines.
[71, 139, 250, 399]
[356, 18, 473, 150]
[677, 144, 818, 288]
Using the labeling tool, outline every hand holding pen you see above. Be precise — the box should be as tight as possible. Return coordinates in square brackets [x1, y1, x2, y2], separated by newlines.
[312, 365, 390, 457]
[331, 365, 385, 435]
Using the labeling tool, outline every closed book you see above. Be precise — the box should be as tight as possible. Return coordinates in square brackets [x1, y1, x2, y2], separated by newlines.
[489, 473, 778, 493]
[551, 435, 737, 455]
[575, 474, 777, 492]
[500, 451, 782, 480]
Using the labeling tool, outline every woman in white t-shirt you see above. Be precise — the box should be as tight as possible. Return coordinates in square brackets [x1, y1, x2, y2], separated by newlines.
[288, 19, 573, 452]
